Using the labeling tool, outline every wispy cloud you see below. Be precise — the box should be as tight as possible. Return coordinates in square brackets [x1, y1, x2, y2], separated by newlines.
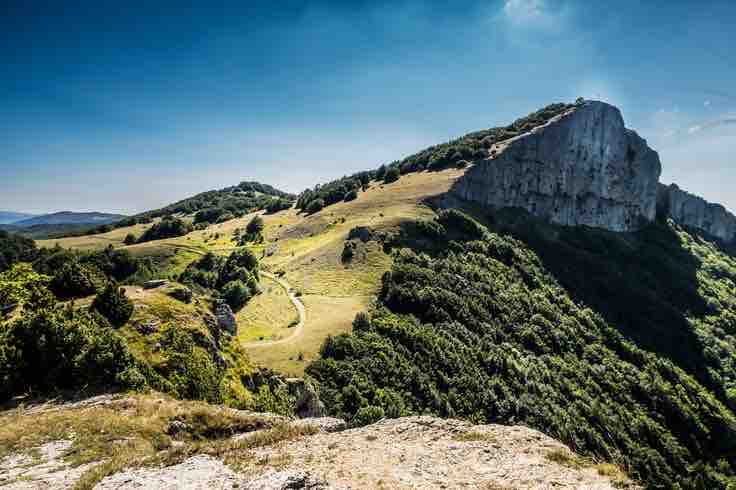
[503, 0, 548, 24]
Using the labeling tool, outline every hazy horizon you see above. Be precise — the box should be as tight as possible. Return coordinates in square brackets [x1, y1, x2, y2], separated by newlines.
[2, 0, 735, 215]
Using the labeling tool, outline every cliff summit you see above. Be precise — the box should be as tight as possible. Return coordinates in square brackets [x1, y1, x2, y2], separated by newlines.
[451, 101, 663, 232]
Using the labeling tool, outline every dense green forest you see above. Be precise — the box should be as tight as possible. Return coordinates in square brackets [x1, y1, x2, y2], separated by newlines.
[308, 209, 736, 489]
[295, 102, 574, 214]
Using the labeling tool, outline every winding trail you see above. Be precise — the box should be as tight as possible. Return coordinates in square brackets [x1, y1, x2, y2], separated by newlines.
[243, 271, 306, 348]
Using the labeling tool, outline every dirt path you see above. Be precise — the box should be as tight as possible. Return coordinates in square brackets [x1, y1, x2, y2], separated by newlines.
[243, 271, 306, 348]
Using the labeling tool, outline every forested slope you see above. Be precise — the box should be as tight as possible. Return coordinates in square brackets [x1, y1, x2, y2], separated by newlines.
[308, 209, 736, 489]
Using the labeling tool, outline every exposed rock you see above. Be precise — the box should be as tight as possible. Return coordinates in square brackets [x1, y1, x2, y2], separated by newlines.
[95, 455, 248, 489]
[658, 183, 736, 243]
[451, 101, 662, 232]
[0, 440, 97, 489]
[216, 303, 237, 335]
[244, 471, 331, 489]
[291, 417, 347, 433]
[143, 279, 168, 290]
[286, 378, 325, 418]
[248, 416, 634, 489]
[136, 319, 160, 335]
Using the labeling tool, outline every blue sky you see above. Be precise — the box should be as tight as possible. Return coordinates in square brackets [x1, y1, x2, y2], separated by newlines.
[1, 0, 734, 214]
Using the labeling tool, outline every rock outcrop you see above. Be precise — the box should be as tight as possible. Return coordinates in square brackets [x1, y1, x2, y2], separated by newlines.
[215, 303, 237, 335]
[451, 101, 662, 232]
[658, 183, 736, 243]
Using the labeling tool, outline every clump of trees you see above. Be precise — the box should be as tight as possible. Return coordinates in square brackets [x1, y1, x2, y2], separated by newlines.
[308, 209, 736, 489]
[0, 231, 38, 273]
[137, 217, 193, 243]
[92, 283, 134, 327]
[181, 248, 260, 312]
[238, 216, 264, 245]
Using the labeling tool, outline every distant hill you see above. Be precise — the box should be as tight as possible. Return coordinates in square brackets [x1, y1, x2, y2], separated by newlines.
[0, 211, 36, 225]
[14, 211, 126, 227]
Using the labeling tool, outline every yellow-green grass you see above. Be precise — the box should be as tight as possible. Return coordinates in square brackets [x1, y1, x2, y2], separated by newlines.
[35, 169, 466, 375]
[236, 276, 299, 343]
[36, 221, 156, 251]
[118, 284, 210, 366]
[245, 294, 370, 377]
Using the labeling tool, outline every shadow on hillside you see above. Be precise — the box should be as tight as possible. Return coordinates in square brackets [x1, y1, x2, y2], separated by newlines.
[471, 208, 718, 392]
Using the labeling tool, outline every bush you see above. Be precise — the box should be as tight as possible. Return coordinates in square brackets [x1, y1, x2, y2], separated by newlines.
[170, 287, 193, 304]
[220, 280, 251, 311]
[246, 216, 264, 235]
[383, 167, 400, 184]
[50, 261, 105, 300]
[138, 217, 193, 243]
[123, 233, 137, 246]
[91, 282, 134, 327]
[344, 189, 358, 202]
[352, 311, 371, 331]
[341, 241, 356, 263]
[352, 405, 385, 427]
[306, 198, 325, 215]
[0, 306, 139, 399]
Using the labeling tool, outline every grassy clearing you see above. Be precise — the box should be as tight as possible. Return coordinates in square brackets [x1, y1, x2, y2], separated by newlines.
[0, 393, 315, 490]
[246, 294, 370, 376]
[236, 276, 298, 343]
[37, 221, 156, 251]
[35, 169, 466, 375]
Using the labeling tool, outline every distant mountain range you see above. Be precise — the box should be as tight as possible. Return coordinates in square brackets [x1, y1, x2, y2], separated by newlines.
[12, 211, 126, 227]
[0, 211, 128, 239]
[0, 211, 36, 225]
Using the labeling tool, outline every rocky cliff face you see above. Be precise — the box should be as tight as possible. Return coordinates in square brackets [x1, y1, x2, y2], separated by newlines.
[451, 101, 662, 232]
[659, 183, 736, 243]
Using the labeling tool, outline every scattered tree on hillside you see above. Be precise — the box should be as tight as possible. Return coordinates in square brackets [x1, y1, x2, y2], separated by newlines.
[124, 233, 137, 246]
[383, 166, 400, 184]
[92, 282, 134, 327]
[137, 217, 193, 243]
[306, 198, 325, 215]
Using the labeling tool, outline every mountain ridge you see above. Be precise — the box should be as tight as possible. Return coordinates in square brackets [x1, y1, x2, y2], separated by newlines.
[0, 211, 36, 225]
[13, 211, 127, 227]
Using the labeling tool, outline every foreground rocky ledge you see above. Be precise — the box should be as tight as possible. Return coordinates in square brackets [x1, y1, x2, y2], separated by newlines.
[0, 394, 634, 489]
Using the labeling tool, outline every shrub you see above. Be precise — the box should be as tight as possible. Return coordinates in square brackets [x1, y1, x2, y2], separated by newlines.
[220, 280, 251, 311]
[50, 261, 105, 300]
[0, 305, 139, 400]
[246, 216, 265, 235]
[92, 282, 134, 327]
[352, 405, 385, 427]
[82, 246, 139, 281]
[352, 311, 371, 331]
[170, 287, 193, 304]
[138, 217, 193, 243]
[383, 167, 400, 184]
[341, 241, 356, 263]
[344, 189, 358, 201]
[306, 198, 325, 215]
[124, 233, 137, 246]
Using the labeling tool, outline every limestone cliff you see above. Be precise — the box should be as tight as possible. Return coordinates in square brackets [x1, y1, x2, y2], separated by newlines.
[451, 101, 662, 232]
[658, 183, 736, 243]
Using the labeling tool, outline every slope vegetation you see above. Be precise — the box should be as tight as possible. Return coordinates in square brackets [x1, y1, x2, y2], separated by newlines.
[308, 209, 736, 489]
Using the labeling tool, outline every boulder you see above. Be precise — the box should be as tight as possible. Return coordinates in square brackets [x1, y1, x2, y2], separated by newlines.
[451, 101, 662, 232]
[286, 377, 325, 418]
[216, 303, 237, 335]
